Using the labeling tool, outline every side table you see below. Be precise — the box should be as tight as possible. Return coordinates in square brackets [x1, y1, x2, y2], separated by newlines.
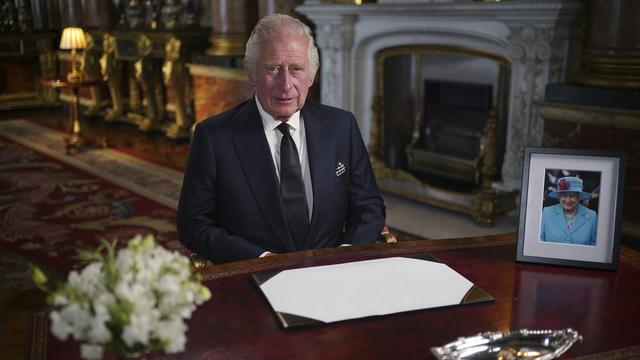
[41, 79, 106, 154]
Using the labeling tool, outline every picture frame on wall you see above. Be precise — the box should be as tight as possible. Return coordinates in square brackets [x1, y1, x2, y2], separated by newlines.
[516, 147, 626, 270]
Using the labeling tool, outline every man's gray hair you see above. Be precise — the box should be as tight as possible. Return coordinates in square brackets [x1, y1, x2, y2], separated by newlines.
[244, 14, 320, 77]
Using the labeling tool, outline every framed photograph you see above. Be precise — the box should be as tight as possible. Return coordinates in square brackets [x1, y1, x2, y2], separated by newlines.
[516, 147, 626, 270]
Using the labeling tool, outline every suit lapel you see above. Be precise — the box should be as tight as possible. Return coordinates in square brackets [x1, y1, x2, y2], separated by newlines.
[232, 99, 296, 251]
[303, 105, 335, 248]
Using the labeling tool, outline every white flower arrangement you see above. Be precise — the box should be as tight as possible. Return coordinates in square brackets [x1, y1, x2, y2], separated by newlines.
[30, 234, 211, 359]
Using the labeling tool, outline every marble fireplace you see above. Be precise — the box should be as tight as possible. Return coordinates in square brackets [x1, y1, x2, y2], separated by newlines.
[298, 0, 584, 224]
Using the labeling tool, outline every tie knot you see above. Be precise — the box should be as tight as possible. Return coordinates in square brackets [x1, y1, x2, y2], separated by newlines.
[276, 122, 291, 136]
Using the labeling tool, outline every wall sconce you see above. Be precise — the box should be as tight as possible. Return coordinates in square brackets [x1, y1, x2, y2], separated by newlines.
[59, 27, 87, 83]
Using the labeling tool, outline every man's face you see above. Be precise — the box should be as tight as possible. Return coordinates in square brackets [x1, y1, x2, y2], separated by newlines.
[247, 34, 315, 120]
[559, 192, 579, 212]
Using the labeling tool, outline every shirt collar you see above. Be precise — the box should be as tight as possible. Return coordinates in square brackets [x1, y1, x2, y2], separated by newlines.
[255, 96, 302, 132]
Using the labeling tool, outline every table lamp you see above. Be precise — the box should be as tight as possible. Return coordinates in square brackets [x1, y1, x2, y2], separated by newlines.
[59, 27, 87, 83]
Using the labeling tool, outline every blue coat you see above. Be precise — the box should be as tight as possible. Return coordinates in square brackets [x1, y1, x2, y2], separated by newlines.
[177, 99, 386, 264]
[540, 203, 597, 245]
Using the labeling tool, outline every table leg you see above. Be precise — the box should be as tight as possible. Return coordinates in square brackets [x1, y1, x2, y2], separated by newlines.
[66, 86, 83, 154]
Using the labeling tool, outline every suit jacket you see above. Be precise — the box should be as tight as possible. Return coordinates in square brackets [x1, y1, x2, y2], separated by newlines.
[177, 99, 386, 264]
[540, 203, 597, 245]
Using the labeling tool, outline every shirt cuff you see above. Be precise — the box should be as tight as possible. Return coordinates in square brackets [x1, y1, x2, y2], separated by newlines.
[259, 251, 271, 258]
[339, 244, 352, 247]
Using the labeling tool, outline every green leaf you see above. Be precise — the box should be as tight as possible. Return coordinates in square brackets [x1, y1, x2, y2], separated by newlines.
[28, 263, 50, 293]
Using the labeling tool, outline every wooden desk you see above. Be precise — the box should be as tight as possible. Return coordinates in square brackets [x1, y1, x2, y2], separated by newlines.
[43, 233, 640, 359]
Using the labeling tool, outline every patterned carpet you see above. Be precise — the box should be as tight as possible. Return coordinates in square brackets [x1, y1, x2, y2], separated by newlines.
[0, 119, 193, 359]
[0, 119, 185, 274]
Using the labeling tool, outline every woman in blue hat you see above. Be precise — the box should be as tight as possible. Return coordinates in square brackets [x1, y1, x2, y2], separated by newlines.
[540, 176, 598, 245]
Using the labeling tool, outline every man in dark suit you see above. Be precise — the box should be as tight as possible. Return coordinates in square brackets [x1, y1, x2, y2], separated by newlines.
[177, 14, 386, 264]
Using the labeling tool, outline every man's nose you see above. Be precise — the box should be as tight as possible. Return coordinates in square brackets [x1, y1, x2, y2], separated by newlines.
[279, 68, 292, 91]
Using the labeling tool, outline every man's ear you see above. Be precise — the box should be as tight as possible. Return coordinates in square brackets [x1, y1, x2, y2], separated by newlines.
[307, 68, 318, 87]
[243, 59, 256, 87]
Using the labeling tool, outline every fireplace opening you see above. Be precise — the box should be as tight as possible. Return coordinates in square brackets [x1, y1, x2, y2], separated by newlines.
[371, 45, 518, 225]
[378, 46, 509, 192]
[408, 79, 492, 186]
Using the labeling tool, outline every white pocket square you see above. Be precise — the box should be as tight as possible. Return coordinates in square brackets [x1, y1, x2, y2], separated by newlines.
[336, 162, 346, 176]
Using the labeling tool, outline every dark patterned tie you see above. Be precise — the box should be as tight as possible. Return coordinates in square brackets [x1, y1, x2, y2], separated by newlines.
[277, 122, 309, 249]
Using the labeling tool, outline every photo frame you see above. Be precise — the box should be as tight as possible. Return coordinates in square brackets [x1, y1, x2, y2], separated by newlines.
[516, 147, 626, 270]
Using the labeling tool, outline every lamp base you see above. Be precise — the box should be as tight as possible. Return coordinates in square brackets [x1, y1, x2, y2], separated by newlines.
[66, 71, 83, 83]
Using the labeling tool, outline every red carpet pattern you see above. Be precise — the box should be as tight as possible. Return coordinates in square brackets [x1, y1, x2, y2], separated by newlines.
[0, 119, 184, 273]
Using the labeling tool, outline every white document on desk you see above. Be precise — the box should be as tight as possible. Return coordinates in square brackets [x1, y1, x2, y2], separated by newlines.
[258, 257, 483, 324]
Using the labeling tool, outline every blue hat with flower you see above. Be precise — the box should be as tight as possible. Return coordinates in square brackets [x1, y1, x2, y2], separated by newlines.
[548, 176, 591, 200]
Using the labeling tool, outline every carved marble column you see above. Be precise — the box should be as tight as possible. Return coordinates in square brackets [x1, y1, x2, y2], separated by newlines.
[314, 16, 354, 109]
[207, 0, 258, 56]
[502, 25, 571, 189]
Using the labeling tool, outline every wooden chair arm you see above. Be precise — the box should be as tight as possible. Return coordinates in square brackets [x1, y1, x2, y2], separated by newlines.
[380, 228, 398, 243]
[190, 253, 213, 271]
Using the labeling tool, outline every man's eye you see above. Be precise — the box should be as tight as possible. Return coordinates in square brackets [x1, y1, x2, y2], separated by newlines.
[268, 66, 280, 72]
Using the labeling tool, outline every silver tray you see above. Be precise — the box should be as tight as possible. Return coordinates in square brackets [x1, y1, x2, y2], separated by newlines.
[431, 328, 582, 360]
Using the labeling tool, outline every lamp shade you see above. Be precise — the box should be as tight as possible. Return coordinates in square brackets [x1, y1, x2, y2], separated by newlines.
[59, 27, 87, 50]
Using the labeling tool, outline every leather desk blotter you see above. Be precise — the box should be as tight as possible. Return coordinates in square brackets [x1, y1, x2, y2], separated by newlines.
[252, 255, 494, 329]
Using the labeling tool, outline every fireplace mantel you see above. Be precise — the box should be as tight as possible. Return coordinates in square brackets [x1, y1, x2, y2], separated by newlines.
[297, 0, 583, 190]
